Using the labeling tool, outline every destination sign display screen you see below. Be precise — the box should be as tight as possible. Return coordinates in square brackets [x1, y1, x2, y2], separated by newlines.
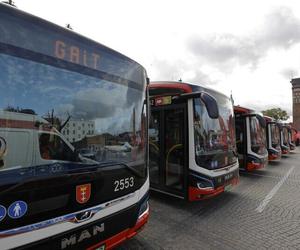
[0, 6, 144, 85]
[151, 96, 172, 106]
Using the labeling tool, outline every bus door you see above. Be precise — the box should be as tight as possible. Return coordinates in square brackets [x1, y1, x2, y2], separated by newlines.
[149, 103, 187, 198]
[235, 116, 247, 168]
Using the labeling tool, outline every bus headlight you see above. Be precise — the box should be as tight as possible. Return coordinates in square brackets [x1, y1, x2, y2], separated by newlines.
[196, 178, 214, 190]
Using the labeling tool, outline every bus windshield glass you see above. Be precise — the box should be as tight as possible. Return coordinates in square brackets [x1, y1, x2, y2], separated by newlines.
[282, 127, 289, 145]
[250, 116, 267, 155]
[0, 50, 147, 174]
[193, 93, 236, 170]
[270, 123, 280, 147]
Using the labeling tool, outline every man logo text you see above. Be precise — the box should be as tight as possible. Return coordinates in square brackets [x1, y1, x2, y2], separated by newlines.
[61, 223, 104, 249]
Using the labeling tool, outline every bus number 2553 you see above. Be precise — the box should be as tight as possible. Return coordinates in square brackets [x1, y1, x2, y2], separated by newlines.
[114, 177, 134, 192]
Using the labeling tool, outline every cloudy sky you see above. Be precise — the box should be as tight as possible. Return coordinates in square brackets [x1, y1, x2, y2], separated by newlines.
[15, 0, 300, 118]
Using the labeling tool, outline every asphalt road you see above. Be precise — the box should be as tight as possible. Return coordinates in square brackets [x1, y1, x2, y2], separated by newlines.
[118, 147, 300, 250]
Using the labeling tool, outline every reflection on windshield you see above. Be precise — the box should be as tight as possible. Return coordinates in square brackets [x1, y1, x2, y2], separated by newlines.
[282, 127, 289, 145]
[193, 94, 236, 169]
[0, 53, 146, 172]
[270, 124, 280, 147]
[250, 117, 267, 155]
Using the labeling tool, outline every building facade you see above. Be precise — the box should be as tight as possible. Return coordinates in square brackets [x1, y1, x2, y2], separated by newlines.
[61, 119, 95, 143]
[291, 78, 300, 130]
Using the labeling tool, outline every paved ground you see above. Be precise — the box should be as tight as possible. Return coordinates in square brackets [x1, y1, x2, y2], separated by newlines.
[118, 148, 300, 250]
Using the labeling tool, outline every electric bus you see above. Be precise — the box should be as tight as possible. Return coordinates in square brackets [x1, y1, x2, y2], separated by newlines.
[0, 3, 149, 249]
[149, 81, 239, 201]
[279, 124, 290, 154]
[234, 106, 268, 171]
[264, 116, 281, 161]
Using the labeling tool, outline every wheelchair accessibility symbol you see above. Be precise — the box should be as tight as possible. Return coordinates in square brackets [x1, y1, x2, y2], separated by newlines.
[8, 201, 27, 219]
[0, 205, 6, 222]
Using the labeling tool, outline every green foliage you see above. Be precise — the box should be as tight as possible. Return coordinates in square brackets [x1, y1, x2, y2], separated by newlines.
[262, 108, 289, 121]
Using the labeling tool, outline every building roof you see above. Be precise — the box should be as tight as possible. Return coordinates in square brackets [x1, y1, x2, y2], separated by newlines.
[291, 78, 300, 88]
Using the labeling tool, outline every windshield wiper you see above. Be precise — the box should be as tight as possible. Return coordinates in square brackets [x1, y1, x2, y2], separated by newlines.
[100, 161, 145, 178]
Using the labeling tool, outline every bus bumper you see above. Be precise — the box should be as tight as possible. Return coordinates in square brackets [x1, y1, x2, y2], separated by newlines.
[87, 202, 149, 250]
[17, 194, 149, 250]
[188, 168, 239, 201]
[268, 149, 282, 161]
[245, 155, 268, 171]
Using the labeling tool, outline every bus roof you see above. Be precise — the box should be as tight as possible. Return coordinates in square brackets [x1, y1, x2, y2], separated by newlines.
[234, 105, 255, 115]
[0, 3, 146, 85]
[149, 81, 230, 100]
[264, 115, 275, 123]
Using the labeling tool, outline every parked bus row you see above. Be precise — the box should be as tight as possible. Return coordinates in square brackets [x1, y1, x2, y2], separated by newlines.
[148, 82, 297, 201]
[0, 3, 298, 250]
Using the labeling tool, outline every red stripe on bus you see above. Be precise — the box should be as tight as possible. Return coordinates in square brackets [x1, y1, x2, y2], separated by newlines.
[87, 209, 149, 250]
[189, 177, 239, 201]
[149, 83, 193, 93]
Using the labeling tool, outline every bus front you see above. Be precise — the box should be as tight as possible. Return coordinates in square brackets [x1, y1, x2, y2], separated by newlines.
[235, 108, 268, 171]
[189, 89, 239, 201]
[265, 119, 282, 161]
[0, 4, 148, 250]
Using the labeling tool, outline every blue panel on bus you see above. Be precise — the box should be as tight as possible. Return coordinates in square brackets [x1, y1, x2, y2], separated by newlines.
[0, 4, 144, 85]
[0, 205, 6, 222]
[8, 201, 27, 219]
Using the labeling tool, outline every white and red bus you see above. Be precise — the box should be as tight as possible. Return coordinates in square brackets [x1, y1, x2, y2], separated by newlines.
[149, 81, 239, 201]
[264, 116, 282, 161]
[234, 106, 268, 171]
[0, 3, 149, 249]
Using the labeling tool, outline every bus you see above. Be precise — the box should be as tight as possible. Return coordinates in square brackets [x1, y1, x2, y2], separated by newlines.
[279, 124, 290, 154]
[0, 3, 149, 250]
[149, 81, 239, 201]
[264, 116, 281, 161]
[234, 106, 268, 171]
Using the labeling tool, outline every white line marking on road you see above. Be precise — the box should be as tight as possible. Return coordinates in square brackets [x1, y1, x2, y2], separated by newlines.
[242, 172, 280, 179]
[255, 166, 295, 213]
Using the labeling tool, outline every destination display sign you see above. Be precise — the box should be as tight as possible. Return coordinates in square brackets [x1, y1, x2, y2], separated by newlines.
[151, 96, 172, 106]
[0, 5, 145, 85]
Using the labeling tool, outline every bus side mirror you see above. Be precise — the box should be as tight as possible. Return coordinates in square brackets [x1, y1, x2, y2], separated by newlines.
[200, 92, 219, 119]
[175, 91, 219, 119]
[256, 114, 266, 128]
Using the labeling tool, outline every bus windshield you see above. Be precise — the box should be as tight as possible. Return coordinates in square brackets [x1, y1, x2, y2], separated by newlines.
[193, 93, 236, 169]
[282, 127, 289, 145]
[0, 53, 146, 172]
[270, 123, 280, 147]
[250, 116, 267, 155]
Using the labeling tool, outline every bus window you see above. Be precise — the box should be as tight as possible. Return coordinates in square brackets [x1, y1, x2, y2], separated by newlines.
[235, 119, 244, 155]
[149, 111, 160, 184]
[165, 108, 184, 190]
[249, 117, 267, 155]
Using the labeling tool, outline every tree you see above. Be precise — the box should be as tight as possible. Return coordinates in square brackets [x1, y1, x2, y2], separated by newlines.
[262, 108, 289, 121]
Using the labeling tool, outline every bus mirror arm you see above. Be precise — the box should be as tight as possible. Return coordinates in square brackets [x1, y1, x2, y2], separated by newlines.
[256, 114, 266, 128]
[199, 92, 219, 119]
[176, 91, 219, 119]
